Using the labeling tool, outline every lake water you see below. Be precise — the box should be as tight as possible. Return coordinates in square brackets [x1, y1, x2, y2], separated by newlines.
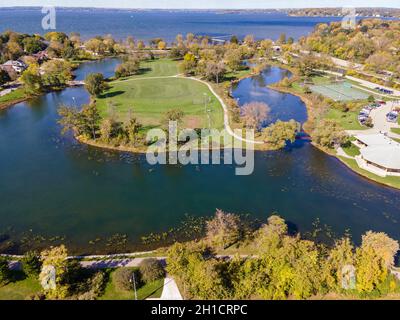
[1, 58, 400, 254]
[0, 8, 347, 42]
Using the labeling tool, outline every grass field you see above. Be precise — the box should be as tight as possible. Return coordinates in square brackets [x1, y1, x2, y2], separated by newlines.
[97, 59, 224, 129]
[0, 271, 41, 300]
[325, 108, 366, 130]
[99, 268, 164, 300]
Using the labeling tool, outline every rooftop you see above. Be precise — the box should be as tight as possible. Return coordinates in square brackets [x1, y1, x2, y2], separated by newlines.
[360, 145, 400, 170]
[355, 133, 400, 147]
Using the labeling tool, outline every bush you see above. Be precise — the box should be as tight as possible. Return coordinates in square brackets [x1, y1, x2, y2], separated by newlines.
[0, 257, 10, 285]
[139, 259, 165, 282]
[21, 251, 42, 278]
[114, 268, 141, 291]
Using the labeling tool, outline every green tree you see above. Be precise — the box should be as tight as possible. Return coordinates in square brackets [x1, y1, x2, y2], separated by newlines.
[21, 251, 42, 278]
[0, 69, 11, 86]
[81, 103, 101, 140]
[84, 73, 108, 97]
[125, 116, 142, 145]
[262, 120, 298, 149]
[0, 257, 10, 286]
[20, 63, 42, 95]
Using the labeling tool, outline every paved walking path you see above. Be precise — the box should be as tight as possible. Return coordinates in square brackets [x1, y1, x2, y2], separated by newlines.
[159, 277, 183, 300]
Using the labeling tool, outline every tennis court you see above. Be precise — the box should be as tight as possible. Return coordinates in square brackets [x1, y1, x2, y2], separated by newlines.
[310, 81, 370, 101]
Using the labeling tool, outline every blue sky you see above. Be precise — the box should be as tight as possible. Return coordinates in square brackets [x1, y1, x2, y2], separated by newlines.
[1, 0, 400, 9]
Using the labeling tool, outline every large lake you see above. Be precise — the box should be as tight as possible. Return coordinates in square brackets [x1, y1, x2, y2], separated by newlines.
[1, 58, 400, 254]
[0, 8, 347, 42]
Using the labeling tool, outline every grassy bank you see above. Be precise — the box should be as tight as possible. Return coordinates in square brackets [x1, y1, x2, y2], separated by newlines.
[0, 88, 29, 110]
[338, 156, 400, 190]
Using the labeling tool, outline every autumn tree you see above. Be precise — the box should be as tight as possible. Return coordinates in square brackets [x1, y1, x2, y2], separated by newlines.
[206, 209, 242, 249]
[312, 119, 346, 149]
[241, 102, 270, 131]
[262, 120, 298, 149]
[20, 63, 43, 95]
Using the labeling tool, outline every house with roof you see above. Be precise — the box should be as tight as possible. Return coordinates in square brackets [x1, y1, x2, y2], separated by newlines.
[1, 60, 27, 74]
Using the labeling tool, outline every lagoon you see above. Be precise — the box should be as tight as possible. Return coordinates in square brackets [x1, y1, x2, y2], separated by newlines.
[1, 58, 400, 254]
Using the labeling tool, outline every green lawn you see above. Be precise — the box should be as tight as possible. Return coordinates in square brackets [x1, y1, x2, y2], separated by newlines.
[99, 268, 164, 300]
[0, 88, 27, 107]
[342, 143, 360, 157]
[97, 59, 224, 129]
[339, 157, 400, 190]
[117, 58, 179, 79]
[391, 128, 400, 135]
[0, 271, 41, 300]
[325, 108, 366, 130]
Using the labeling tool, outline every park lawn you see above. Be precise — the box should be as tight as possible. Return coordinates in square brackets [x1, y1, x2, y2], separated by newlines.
[118, 58, 180, 79]
[0, 271, 41, 300]
[325, 108, 366, 130]
[99, 268, 164, 300]
[339, 157, 400, 190]
[97, 76, 224, 129]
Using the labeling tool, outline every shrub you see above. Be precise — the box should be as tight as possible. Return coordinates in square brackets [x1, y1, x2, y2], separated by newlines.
[21, 251, 42, 278]
[0, 257, 10, 285]
[114, 268, 141, 291]
[139, 259, 165, 283]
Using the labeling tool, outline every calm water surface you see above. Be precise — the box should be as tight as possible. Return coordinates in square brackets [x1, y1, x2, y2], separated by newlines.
[0, 8, 346, 42]
[1, 59, 400, 254]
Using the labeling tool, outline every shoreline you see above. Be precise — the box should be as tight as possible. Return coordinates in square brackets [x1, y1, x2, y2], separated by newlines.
[267, 67, 400, 191]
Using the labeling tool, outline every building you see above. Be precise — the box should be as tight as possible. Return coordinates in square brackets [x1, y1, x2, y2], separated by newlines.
[1, 60, 27, 73]
[354, 133, 400, 177]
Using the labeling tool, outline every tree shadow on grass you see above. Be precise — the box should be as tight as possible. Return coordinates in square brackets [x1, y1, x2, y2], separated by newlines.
[99, 91, 125, 99]
[136, 67, 152, 76]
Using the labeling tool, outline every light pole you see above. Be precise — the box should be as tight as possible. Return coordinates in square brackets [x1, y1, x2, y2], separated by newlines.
[131, 271, 138, 300]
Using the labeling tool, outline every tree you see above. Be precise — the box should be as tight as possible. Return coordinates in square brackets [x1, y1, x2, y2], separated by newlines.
[114, 268, 141, 291]
[0, 257, 10, 286]
[21, 251, 42, 278]
[20, 63, 42, 95]
[224, 49, 242, 71]
[23, 37, 46, 54]
[312, 119, 346, 149]
[162, 108, 184, 130]
[58, 105, 83, 136]
[180, 53, 197, 75]
[206, 209, 242, 249]
[41, 60, 73, 87]
[262, 120, 298, 149]
[0, 69, 11, 86]
[230, 35, 239, 44]
[139, 258, 165, 282]
[205, 61, 226, 84]
[241, 102, 270, 131]
[81, 103, 101, 139]
[115, 56, 140, 78]
[39, 245, 69, 299]
[125, 116, 142, 145]
[84, 73, 108, 97]
[361, 231, 399, 268]
[157, 41, 167, 50]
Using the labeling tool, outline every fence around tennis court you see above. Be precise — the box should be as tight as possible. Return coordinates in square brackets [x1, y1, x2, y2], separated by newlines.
[310, 82, 370, 101]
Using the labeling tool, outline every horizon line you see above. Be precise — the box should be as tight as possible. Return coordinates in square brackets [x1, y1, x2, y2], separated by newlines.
[1, 6, 400, 10]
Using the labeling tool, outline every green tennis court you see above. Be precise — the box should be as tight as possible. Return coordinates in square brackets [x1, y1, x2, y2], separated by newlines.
[310, 81, 369, 101]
